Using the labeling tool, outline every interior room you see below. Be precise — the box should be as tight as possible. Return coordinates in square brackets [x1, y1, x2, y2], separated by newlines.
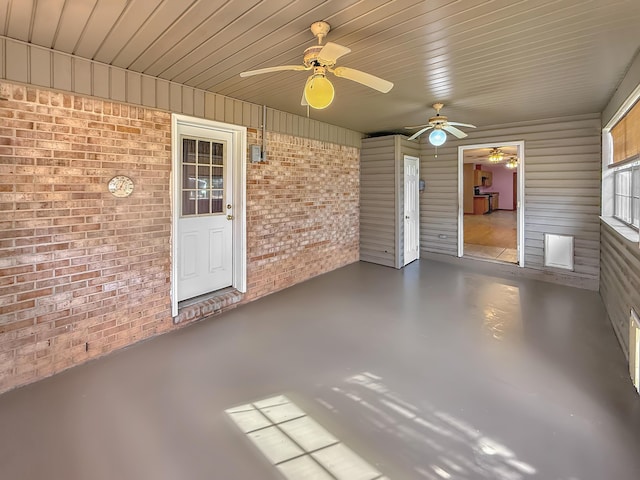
[1, 2, 640, 479]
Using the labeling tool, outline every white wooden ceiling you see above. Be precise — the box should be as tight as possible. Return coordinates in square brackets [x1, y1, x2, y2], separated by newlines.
[2, 0, 640, 134]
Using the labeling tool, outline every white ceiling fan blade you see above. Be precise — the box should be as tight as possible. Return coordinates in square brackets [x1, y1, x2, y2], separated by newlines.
[443, 125, 467, 138]
[318, 42, 351, 64]
[408, 126, 433, 141]
[405, 123, 430, 129]
[332, 67, 393, 93]
[301, 76, 311, 106]
[447, 121, 476, 128]
[240, 65, 307, 77]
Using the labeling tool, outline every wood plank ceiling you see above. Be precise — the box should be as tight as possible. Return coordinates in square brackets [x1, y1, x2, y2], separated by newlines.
[2, 0, 640, 134]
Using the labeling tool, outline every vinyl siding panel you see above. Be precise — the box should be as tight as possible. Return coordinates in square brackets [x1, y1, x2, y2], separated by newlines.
[360, 136, 397, 267]
[600, 222, 640, 359]
[419, 114, 601, 288]
[0, 38, 361, 148]
[360, 135, 420, 268]
[420, 142, 460, 256]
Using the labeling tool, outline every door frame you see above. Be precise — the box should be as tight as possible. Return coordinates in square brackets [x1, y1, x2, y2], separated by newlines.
[402, 154, 420, 266]
[457, 140, 525, 267]
[171, 114, 247, 317]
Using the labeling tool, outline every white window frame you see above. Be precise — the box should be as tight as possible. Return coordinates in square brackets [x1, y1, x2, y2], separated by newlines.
[613, 163, 640, 230]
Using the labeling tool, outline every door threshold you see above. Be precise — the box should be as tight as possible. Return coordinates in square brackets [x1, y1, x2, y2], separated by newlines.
[174, 288, 244, 325]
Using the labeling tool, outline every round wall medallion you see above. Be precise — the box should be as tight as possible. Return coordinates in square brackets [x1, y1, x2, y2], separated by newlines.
[108, 175, 134, 197]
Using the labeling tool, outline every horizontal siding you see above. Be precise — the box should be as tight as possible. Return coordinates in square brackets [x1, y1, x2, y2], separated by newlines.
[419, 114, 602, 288]
[600, 222, 640, 359]
[360, 136, 396, 267]
[420, 142, 459, 256]
[0, 37, 362, 147]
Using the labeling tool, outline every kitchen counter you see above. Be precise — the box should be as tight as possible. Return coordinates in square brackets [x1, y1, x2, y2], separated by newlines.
[473, 192, 500, 214]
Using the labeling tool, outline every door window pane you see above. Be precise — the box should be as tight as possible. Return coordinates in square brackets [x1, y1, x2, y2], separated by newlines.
[212, 190, 223, 213]
[212, 142, 223, 165]
[183, 138, 196, 163]
[182, 191, 196, 216]
[181, 137, 226, 217]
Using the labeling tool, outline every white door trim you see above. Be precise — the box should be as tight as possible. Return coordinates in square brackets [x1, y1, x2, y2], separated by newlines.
[171, 114, 247, 317]
[403, 155, 420, 266]
[457, 141, 525, 267]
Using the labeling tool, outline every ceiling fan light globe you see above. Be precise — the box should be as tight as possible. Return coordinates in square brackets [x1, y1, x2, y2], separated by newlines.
[304, 74, 334, 109]
[429, 129, 447, 146]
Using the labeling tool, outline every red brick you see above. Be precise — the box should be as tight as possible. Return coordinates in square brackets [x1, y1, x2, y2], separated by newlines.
[0, 82, 358, 396]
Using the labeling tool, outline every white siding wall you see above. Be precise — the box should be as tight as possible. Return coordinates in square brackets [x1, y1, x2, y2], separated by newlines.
[360, 136, 397, 267]
[600, 50, 640, 359]
[360, 135, 420, 268]
[0, 37, 362, 148]
[419, 114, 602, 289]
[600, 223, 640, 357]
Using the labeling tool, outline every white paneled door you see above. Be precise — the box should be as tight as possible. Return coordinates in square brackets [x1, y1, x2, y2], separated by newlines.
[177, 128, 234, 301]
[404, 155, 420, 265]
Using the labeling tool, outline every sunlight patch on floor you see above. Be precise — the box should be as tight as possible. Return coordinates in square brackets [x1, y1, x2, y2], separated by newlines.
[226, 395, 387, 480]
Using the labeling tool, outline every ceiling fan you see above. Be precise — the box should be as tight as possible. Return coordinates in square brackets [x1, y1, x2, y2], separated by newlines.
[405, 103, 476, 144]
[239, 21, 393, 110]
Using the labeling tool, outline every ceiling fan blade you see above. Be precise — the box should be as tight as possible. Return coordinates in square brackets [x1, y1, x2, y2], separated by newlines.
[318, 42, 351, 64]
[301, 76, 311, 106]
[447, 121, 476, 128]
[331, 67, 393, 93]
[405, 123, 430, 129]
[408, 126, 433, 141]
[240, 65, 307, 77]
[443, 125, 468, 138]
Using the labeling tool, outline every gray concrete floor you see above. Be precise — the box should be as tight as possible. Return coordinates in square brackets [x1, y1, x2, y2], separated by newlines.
[1, 260, 639, 480]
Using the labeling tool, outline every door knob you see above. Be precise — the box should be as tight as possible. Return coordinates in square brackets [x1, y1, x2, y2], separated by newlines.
[226, 215, 234, 220]
[226, 204, 232, 209]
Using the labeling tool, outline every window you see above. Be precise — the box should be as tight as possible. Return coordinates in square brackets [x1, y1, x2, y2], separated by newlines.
[609, 99, 640, 165]
[614, 163, 640, 228]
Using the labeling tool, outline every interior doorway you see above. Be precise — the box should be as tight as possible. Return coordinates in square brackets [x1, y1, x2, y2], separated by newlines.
[457, 142, 524, 266]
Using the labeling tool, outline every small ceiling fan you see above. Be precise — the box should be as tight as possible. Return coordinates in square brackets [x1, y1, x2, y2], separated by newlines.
[239, 21, 393, 110]
[405, 103, 476, 144]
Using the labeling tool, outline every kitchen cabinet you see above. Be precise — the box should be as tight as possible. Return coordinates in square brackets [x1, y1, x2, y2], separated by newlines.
[473, 196, 489, 215]
[473, 169, 493, 187]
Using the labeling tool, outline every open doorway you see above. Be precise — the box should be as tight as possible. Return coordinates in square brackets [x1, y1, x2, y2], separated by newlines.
[457, 142, 524, 266]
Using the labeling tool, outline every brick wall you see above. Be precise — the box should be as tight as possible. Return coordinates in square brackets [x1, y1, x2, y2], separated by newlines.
[246, 131, 360, 300]
[0, 81, 360, 394]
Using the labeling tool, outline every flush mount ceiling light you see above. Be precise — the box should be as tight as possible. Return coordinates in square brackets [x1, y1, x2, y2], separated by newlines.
[240, 21, 393, 110]
[505, 156, 519, 169]
[488, 147, 505, 163]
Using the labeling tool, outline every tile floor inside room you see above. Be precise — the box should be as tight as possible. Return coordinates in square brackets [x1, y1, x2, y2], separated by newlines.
[464, 211, 518, 263]
[0, 260, 639, 480]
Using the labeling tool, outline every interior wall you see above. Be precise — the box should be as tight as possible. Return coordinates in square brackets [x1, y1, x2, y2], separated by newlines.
[600, 54, 640, 360]
[478, 164, 514, 210]
[0, 81, 360, 394]
[600, 222, 640, 358]
[420, 114, 602, 289]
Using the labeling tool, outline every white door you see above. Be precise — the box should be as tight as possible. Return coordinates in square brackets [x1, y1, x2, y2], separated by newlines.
[404, 155, 420, 265]
[177, 129, 234, 301]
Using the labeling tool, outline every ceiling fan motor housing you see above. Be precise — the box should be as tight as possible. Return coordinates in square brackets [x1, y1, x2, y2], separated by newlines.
[304, 46, 326, 67]
[429, 114, 448, 125]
